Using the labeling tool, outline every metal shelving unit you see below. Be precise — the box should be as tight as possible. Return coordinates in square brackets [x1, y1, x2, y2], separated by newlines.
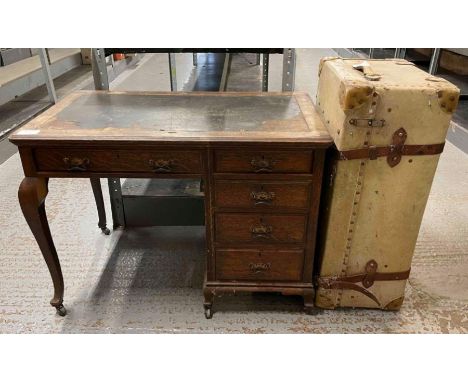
[91, 48, 297, 228]
[38, 48, 57, 104]
[101, 48, 296, 92]
[0, 48, 57, 139]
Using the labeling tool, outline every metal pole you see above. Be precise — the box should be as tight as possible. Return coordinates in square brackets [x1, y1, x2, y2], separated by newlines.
[219, 53, 232, 91]
[108, 178, 125, 228]
[262, 53, 269, 92]
[256, 53, 261, 65]
[429, 48, 441, 75]
[38, 48, 57, 103]
[168, 53, 177, 91]
[369, 48, 374, 58]
[91, 48, 109, 90]
[193, 53, 198, 66]
[282, 48, 296, 92]
[395, 48, 406, 59]
[45, 48, 52, 64]
[91, 49, 124, 227]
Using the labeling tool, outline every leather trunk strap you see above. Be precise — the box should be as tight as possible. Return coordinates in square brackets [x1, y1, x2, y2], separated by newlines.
[338, 143, 445, 160]
[316, 259, 411, 307]
[336, 128, 445, 167]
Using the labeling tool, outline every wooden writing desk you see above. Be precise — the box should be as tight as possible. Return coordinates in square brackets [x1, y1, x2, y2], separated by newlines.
[10, 90, 332, 318]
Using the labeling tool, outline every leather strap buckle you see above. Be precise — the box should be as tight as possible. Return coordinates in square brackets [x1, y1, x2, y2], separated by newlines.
[316, 260, 411, 306]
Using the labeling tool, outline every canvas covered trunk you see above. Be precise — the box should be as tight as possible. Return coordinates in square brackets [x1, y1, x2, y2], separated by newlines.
[315, 58, 460, 310]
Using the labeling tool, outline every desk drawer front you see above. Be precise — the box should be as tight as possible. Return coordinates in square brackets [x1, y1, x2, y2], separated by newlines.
[214, 180, 310, 210]
[34, 148, 202, 174]
[215, 213, 307, 244]
[216, 249, 304, 281]
[120, 151, 202, 173]
[34, 149, 113, 172]
[214, 150, 313, 173]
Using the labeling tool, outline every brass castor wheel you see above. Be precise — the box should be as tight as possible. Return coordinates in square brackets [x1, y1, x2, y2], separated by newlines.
[100, 226, 111, 235]
[55, 304, 67, 317]
[98, 224, 110, 235]
[204, 305, 213, 319]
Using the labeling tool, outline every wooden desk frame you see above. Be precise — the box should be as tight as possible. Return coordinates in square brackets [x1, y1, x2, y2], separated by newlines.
[11, 91, 332, 318]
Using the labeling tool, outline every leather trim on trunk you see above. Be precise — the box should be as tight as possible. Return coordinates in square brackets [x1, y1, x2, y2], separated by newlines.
[315, 260, 411, 307]
[336, 128, 445, 167]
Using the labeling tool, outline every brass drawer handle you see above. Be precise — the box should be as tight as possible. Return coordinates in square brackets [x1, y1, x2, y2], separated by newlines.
[149, 159, 175, 173]
[250, 190, 276, 205]
[250, 156, 278, 173]
[63, 157, 90, 171]
[249, 262, 271, 273]
[251, 220, 273, 239]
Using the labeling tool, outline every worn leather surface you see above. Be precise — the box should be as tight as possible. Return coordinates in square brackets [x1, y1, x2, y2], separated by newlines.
[315, 58, 460, 309]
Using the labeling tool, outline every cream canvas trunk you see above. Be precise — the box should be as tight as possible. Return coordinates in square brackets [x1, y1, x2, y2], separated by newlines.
[315, 58, 459, 310]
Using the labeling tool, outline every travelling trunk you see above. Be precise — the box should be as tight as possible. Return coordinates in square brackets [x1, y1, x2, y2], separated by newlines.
[315, 58, 460, 310]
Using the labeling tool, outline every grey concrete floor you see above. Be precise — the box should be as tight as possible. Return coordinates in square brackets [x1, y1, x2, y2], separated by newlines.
[0, 49, 467, 333]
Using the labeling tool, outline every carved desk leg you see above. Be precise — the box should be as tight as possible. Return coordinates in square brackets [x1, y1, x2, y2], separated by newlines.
[203, 286, 214, 319]
[18, 177, 66, 316]
[90, 178, 110, 235]
[303, 289, 320, 315]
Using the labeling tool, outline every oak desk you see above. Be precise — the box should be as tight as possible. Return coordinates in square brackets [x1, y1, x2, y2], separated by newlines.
[10, 90, 332, 318]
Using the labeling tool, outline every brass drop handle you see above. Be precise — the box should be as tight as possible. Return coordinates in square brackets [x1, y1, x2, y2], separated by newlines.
[250, 190, 276, 205]
[251, 219, 273, 239]
[250, 156, 277, 173]
[249, 262, 271, 273]
[149, 159, 175, 173]
[63, 157, 90, 171]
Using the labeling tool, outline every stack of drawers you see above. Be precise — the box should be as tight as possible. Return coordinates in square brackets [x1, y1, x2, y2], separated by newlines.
[204, 147, 323, 317]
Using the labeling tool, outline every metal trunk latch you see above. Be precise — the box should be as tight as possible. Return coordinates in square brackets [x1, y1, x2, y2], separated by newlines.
[349, 118, 385, 128]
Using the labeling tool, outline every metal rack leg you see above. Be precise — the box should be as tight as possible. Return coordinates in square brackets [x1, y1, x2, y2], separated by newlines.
[369, 48, 375, 58]
[91, 48, 110, 90]
[193, 53, 198, 66]
[169, 53, 177, 91]
[262, 54, 269, 92]
[395, 48, 406, 59]
[256, 53, 261, 65]
[91, 49, 124, 228]
[219, 53, 232, 92]
[38, 48, 57, 104]
[429, 48, 441, 75]
[282, 48, 296, 92]
[108, 178, 125, 228]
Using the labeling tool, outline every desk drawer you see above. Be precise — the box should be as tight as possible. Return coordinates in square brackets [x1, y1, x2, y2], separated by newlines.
[215, 213, 307, 244]
[214, 180, 310, 210]
[214, 150, 313, 173]
[216, 249, 304, 281]
[119, 150, 202, 173]
[34, 148, 202, 174]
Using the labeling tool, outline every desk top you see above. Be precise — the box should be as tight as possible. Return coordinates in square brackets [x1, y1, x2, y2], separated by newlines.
[10, 91, 332, 146]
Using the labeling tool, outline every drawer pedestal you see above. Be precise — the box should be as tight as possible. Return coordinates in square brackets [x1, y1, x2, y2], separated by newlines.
[203, 148, 326, 318]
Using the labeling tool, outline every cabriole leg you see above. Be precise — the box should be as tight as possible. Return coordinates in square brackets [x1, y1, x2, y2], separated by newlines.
[18, 177, 66, 316]
[90, 178, 110, 235]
